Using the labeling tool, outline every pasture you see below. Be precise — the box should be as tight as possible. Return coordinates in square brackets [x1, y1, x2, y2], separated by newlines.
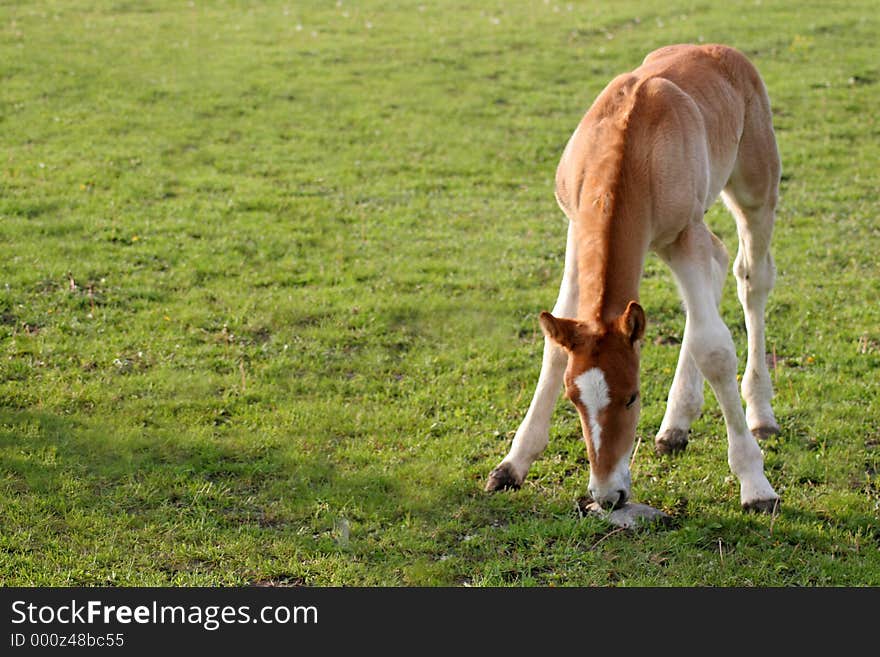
[1, 0, 878, 586]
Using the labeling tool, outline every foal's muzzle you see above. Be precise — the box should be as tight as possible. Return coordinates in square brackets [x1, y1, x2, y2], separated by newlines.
[589, 464, 632, 510]
[590, 487, 629, 511]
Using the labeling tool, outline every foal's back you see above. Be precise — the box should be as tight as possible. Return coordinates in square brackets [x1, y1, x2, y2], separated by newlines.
[555, 44, 776, 249]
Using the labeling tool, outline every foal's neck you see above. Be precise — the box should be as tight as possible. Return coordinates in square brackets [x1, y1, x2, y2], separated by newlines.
[574, 212, 648, 328]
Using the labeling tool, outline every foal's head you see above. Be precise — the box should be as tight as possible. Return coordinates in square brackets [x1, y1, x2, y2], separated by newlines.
[539, 301, 645, 510]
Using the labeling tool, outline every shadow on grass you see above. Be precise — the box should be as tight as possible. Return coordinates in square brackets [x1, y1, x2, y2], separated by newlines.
[4, 407, 875, 585]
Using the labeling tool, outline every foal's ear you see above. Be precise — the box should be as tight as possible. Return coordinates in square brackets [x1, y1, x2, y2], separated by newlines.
[618, 301, 646, 345]
[538, 311, 583, 351]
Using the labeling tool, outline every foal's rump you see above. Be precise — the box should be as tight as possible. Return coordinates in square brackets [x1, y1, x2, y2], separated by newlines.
[555, 44, 776, 250]
[638, 44, 780, 212]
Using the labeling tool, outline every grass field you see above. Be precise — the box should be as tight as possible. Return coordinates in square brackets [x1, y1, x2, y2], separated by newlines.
[1, 0, 878, 586]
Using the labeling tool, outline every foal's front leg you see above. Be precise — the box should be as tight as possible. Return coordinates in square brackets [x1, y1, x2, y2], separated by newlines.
[661, 225, 779, 512]
[485, 330, 568, 490]
[486, 221, 578, 491]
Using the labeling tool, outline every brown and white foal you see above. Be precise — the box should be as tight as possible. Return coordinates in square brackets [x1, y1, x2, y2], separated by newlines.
[486, 44, 781, 513]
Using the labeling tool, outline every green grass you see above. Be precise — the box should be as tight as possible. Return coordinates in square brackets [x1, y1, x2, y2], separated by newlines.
[1, 0, 878, 586]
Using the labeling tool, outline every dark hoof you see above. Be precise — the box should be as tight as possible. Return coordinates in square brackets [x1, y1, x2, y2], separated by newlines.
[485, 463, 521, 492]
[751, 425, 781, 440]
[742, 497, 781, 514]
[655, 428, 689, 456]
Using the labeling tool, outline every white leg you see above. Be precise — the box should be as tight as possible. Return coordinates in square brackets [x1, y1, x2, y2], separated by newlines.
[486, 221, 578, 490]
[655, 233, 727, 453]
[723, 192, 780, 437]
[661, 224, 779, 511]
[655, 340, 704, 454]
[721, 81, 782, 439]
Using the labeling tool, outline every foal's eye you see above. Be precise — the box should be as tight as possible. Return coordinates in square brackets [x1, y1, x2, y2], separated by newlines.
[626, 392, 639, 408]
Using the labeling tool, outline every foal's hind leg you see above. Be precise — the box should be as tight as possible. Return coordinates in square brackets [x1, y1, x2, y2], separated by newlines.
[722, 95, 782, 439]
[723, 191, 780, 438]
[486, 220, 578, 491]
[655, 232, 728, 454]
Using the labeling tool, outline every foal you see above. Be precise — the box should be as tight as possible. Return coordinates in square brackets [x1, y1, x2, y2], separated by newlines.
[486, 44, 781, 513]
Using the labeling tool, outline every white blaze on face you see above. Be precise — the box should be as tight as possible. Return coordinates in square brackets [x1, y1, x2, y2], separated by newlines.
[574, 367, 610, 455]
